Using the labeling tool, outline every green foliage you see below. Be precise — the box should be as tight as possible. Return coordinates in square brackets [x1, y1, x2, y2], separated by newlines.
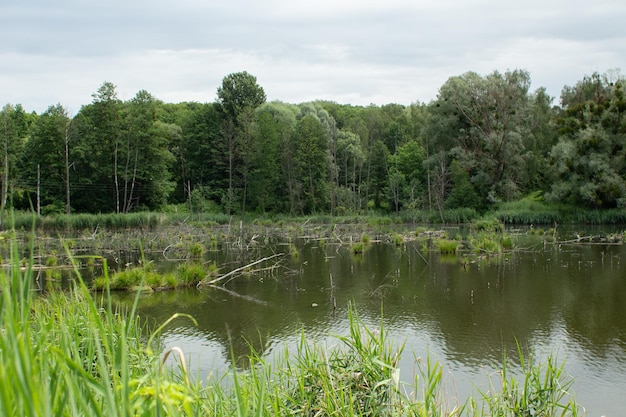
[469, 232, 503, 254]
[3, 69, 626, 222]
[445, 160, 482, 210]
[293, 113, 330, 214]
[471, 217, 505, 233]
[10, 212, 164, 231]
[186, 241, 205, 259]
[434, 238, 460, 254]
[0, 240, 196, 416]
[391, 232, 404, 246]
[478, 346, 579, 417]
[216, 71, 267, 121]
[177, 262, 215, 286]
[492, 192, 560, 224]
[350, 241, 367, 254]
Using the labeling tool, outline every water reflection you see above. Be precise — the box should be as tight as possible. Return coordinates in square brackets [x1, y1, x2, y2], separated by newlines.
[111, 232, 626, 417]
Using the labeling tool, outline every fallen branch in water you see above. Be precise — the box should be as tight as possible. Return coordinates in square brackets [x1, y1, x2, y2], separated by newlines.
[199, 253, 284, 286]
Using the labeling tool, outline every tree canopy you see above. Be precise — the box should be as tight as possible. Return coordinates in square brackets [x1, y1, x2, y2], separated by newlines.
[3, 68, 625, 218]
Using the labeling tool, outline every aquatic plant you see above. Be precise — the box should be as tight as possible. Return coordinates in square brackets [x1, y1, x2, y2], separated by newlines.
[471, 218, 505, 233]
[186, 241, 205, 259]
[435, 238, 460, 254]
[93, 261, 215, 291]
[351, 241, 367, 254]
[392, 232, 404, 246]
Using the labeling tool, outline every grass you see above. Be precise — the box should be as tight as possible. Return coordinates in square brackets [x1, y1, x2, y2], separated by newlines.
[93, 261, 218, 291]
[435, 238, 461, 254]
[0, 237, 205, 416]
[1, 232, 584, 416]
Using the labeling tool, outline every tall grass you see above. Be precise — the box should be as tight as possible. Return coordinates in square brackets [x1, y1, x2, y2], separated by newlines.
[0, 238, 204, 416]
[10, 211, 165, 231]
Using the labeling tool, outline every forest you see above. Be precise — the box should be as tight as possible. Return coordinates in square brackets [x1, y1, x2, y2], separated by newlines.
[1, 69, 625, 219]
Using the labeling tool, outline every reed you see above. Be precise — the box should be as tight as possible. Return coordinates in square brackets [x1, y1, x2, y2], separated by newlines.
[435, 238, 461, 254]
[476, 345, 581, 417]
[0, 237, 203, 416]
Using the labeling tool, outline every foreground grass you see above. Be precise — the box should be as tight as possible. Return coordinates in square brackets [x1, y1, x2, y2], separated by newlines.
[1, 237, 583, 416]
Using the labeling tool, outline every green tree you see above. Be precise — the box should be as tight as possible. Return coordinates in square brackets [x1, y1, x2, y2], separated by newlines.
[293, 114, 328, 213]
[21, 104, 70, 214]
[216, 71, 266, 216]
[0, 104, 29, 223]
[120, 90, 176, 211]
[72, 82, 123, 212]
[167, 102, 225, 208]
[388, 140, 426, 211]
[548, 72, 626, 208]
[431, 70, 533, 207]
[445, 160, 481, 210]
[369, 139, 390, 210]
[253, 102, 298, 213]
[336, 129, 364, 212]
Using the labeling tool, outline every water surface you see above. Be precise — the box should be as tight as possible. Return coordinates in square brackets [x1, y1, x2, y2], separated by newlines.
[125, 226, 625, 416]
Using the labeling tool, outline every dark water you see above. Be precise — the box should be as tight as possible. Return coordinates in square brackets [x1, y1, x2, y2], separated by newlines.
[121, 227, 625, 417]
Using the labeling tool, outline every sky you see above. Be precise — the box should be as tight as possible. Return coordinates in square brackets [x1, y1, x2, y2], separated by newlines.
[1, 0, 625, 114]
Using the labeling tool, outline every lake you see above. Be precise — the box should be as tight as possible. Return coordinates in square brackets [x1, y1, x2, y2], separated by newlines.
[115, 224, 625, 416]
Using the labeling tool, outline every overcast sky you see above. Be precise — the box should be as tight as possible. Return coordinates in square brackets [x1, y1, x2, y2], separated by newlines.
[2, 0, 625, 114]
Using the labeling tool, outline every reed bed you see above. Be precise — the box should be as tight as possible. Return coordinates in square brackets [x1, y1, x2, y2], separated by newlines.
[1, 234, 584, 416]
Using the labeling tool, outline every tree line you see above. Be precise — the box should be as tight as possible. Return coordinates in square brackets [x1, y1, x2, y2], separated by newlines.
[1, 69, 624, 219]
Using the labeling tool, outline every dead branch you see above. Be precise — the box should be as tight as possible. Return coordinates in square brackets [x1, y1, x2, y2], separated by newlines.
[200, 253, 284, 286]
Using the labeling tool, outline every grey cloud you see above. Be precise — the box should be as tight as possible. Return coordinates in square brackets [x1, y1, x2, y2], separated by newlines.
[1, 0, 625, 112]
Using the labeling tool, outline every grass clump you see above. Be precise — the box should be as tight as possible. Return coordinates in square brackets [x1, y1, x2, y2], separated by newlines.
[94, 261, 214, 291]
[475, 345, 580, 417]
[350, 242, 367, 254]
[471, 217, 505, 233]
[435, 238, 460, 254]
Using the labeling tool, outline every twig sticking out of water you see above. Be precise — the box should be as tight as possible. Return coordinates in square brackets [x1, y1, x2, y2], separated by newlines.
[199, 253, 284, 286]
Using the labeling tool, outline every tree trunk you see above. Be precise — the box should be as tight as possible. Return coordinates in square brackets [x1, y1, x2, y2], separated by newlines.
[64, 119, 71, 215]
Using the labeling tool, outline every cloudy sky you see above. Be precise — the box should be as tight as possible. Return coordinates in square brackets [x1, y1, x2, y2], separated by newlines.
[2, 0, 625, 113]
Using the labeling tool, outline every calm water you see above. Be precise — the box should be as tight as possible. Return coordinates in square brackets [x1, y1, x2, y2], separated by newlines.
[121, 226, 625, 417]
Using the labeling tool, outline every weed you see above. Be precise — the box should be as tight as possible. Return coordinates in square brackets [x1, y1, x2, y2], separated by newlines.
[435, 238, 460, 254]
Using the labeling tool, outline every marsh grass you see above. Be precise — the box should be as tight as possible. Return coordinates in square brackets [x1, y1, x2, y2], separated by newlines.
[435, 238, 461, 254]
[0, 238, 205, 416]
[475, 345, 581, 417]
[93, 261, 217, 291]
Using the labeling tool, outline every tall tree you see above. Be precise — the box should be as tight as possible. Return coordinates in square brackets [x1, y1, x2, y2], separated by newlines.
[253, 102, 298, 213]
[293, 114, 329, 213]
[336, 129, 363, 212]
[72, 82, 123, 212]
[21, 104, 70, 214]
[0, 104, 28, 224]
[216, 71, 266, 216]
[121, 90, 176, 211]
[168, 102, 225, 207]
[547, 72, 626, 208]
[430, 70, 533, 208]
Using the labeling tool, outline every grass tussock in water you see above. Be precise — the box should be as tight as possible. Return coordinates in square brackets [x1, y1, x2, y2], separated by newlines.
[1, 235, 584, 416]
[93, 261, 218, 291]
